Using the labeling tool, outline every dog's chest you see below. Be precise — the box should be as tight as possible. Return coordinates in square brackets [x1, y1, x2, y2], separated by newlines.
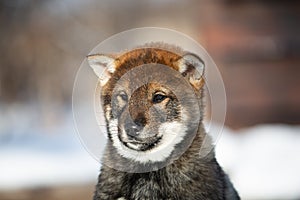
[121, 169, 200, 200]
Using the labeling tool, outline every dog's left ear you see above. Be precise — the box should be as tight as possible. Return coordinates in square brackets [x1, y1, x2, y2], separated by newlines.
[177, 53, 205, 90]
[87, 54, 117, 86]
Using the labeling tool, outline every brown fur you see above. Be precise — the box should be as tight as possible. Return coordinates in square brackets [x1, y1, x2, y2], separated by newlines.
[90, 43, 240, 200]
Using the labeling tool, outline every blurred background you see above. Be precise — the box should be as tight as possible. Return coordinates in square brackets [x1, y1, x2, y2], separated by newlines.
[0, 0, 300, 199]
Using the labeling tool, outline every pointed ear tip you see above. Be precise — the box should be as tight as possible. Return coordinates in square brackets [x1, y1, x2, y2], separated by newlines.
[86, 54, 106, 66]
[86, 56, 96, 68]
[86, 54, 116, 61]
[183, 53, 205, 64]
[86, 54, 100, 60]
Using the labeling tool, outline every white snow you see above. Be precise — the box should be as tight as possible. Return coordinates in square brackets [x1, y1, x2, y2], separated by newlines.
[0, 130, 100, 190]
[216, 124, 300, 200]
[0, 104, 100, 190]
[0, 148, 99, 190]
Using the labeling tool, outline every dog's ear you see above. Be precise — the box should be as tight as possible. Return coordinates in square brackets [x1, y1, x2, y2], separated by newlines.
[176, 53, 205, 90]
[87, 54, 116, 86]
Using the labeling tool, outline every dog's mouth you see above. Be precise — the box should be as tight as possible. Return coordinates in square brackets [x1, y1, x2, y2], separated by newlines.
[122, 137, 162, 151]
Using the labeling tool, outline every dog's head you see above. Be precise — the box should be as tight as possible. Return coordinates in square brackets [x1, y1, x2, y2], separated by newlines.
[87, 46, 204, 163]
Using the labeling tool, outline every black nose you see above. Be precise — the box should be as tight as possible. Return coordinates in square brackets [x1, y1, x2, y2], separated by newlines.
[125, 124, 143, 139]
[134, 115, 147, 127]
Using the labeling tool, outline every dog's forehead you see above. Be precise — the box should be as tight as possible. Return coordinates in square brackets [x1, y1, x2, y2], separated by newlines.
[100, 48, 189, 104]
[114, 48, 182, 73]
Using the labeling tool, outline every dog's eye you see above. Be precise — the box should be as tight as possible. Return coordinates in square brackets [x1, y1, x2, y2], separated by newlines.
[118, 92, 128, 101]
[152, 93, 167, 104]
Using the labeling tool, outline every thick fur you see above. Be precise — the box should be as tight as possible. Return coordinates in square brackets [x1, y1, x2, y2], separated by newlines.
[89, 43, 240, 200]
[94, 127, 239, 200]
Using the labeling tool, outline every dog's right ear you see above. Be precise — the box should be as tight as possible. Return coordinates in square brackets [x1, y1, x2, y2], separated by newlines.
[87, 54, 117, 86]
[176, 53, 205, 90]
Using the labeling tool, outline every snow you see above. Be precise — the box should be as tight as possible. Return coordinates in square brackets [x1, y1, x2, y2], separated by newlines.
[0, 104, 100, 190]
[216, 125, 300, 200]
[0, 135, 99, 190]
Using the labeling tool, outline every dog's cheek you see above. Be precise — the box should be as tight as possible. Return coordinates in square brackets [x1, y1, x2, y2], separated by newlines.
[165, 100, 181, 121]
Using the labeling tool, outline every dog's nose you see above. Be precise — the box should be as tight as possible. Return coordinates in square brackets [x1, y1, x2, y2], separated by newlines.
[134, 116, 147, 127]
[125, 124, 143, 139]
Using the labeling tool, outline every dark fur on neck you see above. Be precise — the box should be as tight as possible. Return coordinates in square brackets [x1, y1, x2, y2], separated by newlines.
[94, 124, 240, 200]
